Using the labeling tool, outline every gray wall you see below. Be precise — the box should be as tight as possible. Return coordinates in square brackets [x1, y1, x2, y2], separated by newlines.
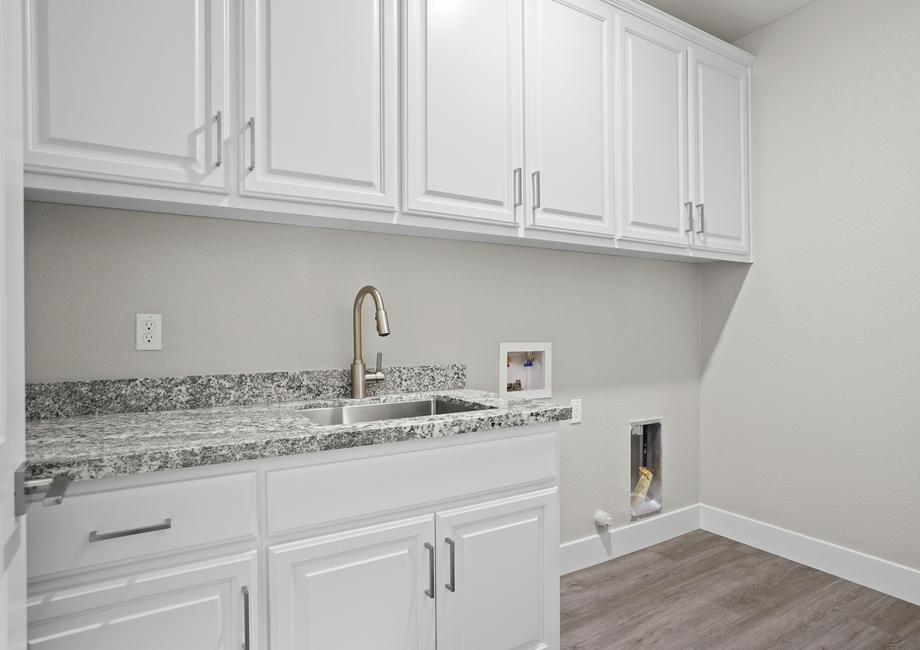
[701, 0, 920, 569]
[25, 200, 702, 543]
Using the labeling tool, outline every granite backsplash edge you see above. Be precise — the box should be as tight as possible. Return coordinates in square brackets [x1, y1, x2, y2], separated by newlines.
[26, 364, 467, 420]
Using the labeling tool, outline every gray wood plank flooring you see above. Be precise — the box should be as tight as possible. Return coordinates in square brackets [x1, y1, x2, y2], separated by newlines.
[561, 530, 920, 649]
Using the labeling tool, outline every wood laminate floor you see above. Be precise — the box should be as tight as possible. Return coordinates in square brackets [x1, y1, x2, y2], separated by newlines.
[561, 530, 920, 649]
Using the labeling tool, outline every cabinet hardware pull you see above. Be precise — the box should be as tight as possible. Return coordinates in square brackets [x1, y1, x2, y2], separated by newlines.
[242, 586, 251, 650]
[215, 111, 223, 168]
[424, 542, 435, 599]
[88, 518, 172, 542]
[247, 117, 256, 172]
[684, 201, 694, 233]
[513, 168, 523, 208]
[445, 537, 456, 592]
[532, 171, 542, 212]
[696, 203, 705, 235]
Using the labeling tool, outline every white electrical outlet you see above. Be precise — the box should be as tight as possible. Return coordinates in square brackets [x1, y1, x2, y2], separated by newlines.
[570, 398, 582, 424]
[136, 313, 162, 351]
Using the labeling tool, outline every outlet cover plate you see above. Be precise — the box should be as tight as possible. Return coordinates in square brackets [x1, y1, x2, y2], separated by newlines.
[570, 398, 582, 424]
[136, 313, 162, 351]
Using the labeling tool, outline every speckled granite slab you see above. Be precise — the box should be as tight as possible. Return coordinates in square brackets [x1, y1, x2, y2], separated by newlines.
[26, 364, 466, 420]
[26, 390, 571, 481]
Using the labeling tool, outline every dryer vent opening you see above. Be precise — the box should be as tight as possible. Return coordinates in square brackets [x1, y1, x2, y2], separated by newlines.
[630, 420, 662, 521]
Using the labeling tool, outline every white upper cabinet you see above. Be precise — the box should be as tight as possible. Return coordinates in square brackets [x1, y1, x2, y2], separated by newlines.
[21, 0, 753, 261]
[24, 0, 227, 191]
[690, 46, 751, 255]
[618, 14, 690, 248]
[268, 515, 436, 650]
[241, 0, 398, 208]
[405, 0, 524, 225]
[524, 0, 617, 238]
[435, 489, 558, 650]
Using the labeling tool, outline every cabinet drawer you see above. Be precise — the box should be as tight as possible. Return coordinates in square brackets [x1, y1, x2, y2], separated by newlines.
[28, 472, 258, 578]
[265, 428, 558, 537]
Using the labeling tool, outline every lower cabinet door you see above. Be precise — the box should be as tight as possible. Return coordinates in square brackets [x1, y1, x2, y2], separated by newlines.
[27, 551, 257, 650]
[436, 488, 559, 650]
[268, 515, 437, 650]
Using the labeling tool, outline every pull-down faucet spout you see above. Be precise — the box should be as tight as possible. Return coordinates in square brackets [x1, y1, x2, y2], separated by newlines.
[351, 286, 390, 398]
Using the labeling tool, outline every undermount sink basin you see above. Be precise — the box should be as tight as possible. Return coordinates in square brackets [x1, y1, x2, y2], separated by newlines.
[298, 398, 494, 426]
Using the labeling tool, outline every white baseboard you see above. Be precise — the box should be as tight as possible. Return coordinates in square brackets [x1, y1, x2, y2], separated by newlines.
[560, 503, 920, 606]
[700, 505, 920, 606]
[560, 504, 700, 575]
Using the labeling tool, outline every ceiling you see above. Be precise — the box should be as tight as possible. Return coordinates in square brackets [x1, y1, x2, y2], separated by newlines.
[641, 0, 816, 42]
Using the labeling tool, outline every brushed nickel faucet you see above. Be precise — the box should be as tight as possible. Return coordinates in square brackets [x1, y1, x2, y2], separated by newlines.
[351, 285, 390, 398]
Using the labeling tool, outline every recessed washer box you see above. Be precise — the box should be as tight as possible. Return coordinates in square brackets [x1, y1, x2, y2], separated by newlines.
[499, 342, 552, 399]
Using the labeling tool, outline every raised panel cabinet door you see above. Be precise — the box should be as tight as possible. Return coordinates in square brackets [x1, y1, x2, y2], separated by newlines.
[24, 0, 228, 191]
[690, 46, 751, 255]
[619, 15, 690, 248]
[405, 0, 524, 225]
[268, 515, 436, 650]
[524, 0, 617, 237]
[436, 488, 559, 650]
[241, 0, 398, 209]
[27, 551, 257, 650]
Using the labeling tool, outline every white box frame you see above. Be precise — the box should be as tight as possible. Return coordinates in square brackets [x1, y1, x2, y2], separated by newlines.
[499, 342, 552, 399]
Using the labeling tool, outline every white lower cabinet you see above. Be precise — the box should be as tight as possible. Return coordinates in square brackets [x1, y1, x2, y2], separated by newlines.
[268, 515, 437, 650]
[436, 488, 559, 650]
[267, 488, 558, 650]
[28, 552, 257, 650]
[26, 425, 562, 650]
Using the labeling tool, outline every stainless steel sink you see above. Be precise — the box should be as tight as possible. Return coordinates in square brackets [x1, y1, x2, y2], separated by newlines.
[298, 398, 493, 426]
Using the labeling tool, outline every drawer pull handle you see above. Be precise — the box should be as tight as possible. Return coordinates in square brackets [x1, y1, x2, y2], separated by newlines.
[88, 518, 172, 543]
[242, 586, 251, 650]
[424, 542, 435, 599]
[445, 537, 456, 592]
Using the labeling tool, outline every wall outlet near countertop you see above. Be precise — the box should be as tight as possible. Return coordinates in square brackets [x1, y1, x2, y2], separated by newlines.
[570, 398, 582, 424]
[136, 313, 162, 351]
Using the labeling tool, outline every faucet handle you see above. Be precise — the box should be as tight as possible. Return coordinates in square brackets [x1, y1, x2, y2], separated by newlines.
[365, 351, 385, 385]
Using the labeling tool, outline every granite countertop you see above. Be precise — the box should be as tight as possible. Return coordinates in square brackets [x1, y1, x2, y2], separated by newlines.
[26, 389, 572, 481]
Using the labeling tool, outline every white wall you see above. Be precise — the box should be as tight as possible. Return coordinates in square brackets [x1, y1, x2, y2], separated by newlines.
[702, 0, 920, 569]
[25, 200, 701, 543]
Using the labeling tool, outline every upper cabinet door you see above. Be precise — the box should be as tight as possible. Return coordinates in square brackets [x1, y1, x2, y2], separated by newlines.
[619, 15, 690, 248]
[690, 46, 751, 255]
[24, 0, 227, 191]
[405, 0, 524, 225]
[524, 0, 617, 237]
[435, 488, 558, 650]
[241, 0, 398, 209]
[268, 515, 436, 650]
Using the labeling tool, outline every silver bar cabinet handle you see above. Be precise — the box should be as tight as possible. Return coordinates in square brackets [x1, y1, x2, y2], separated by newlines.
[445, 537, 456, 592]
[513, 167, 523, 208]
[696, 203, 705, 234]
[684, 201, 694, 233]
[424, 542, 435, 599]
[88, 518, 172, 543]
[242, 586, 251, 650]
[247, 117, 256, 172]
[531, 171, 541, 212]
[214, 111, 223, 168]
